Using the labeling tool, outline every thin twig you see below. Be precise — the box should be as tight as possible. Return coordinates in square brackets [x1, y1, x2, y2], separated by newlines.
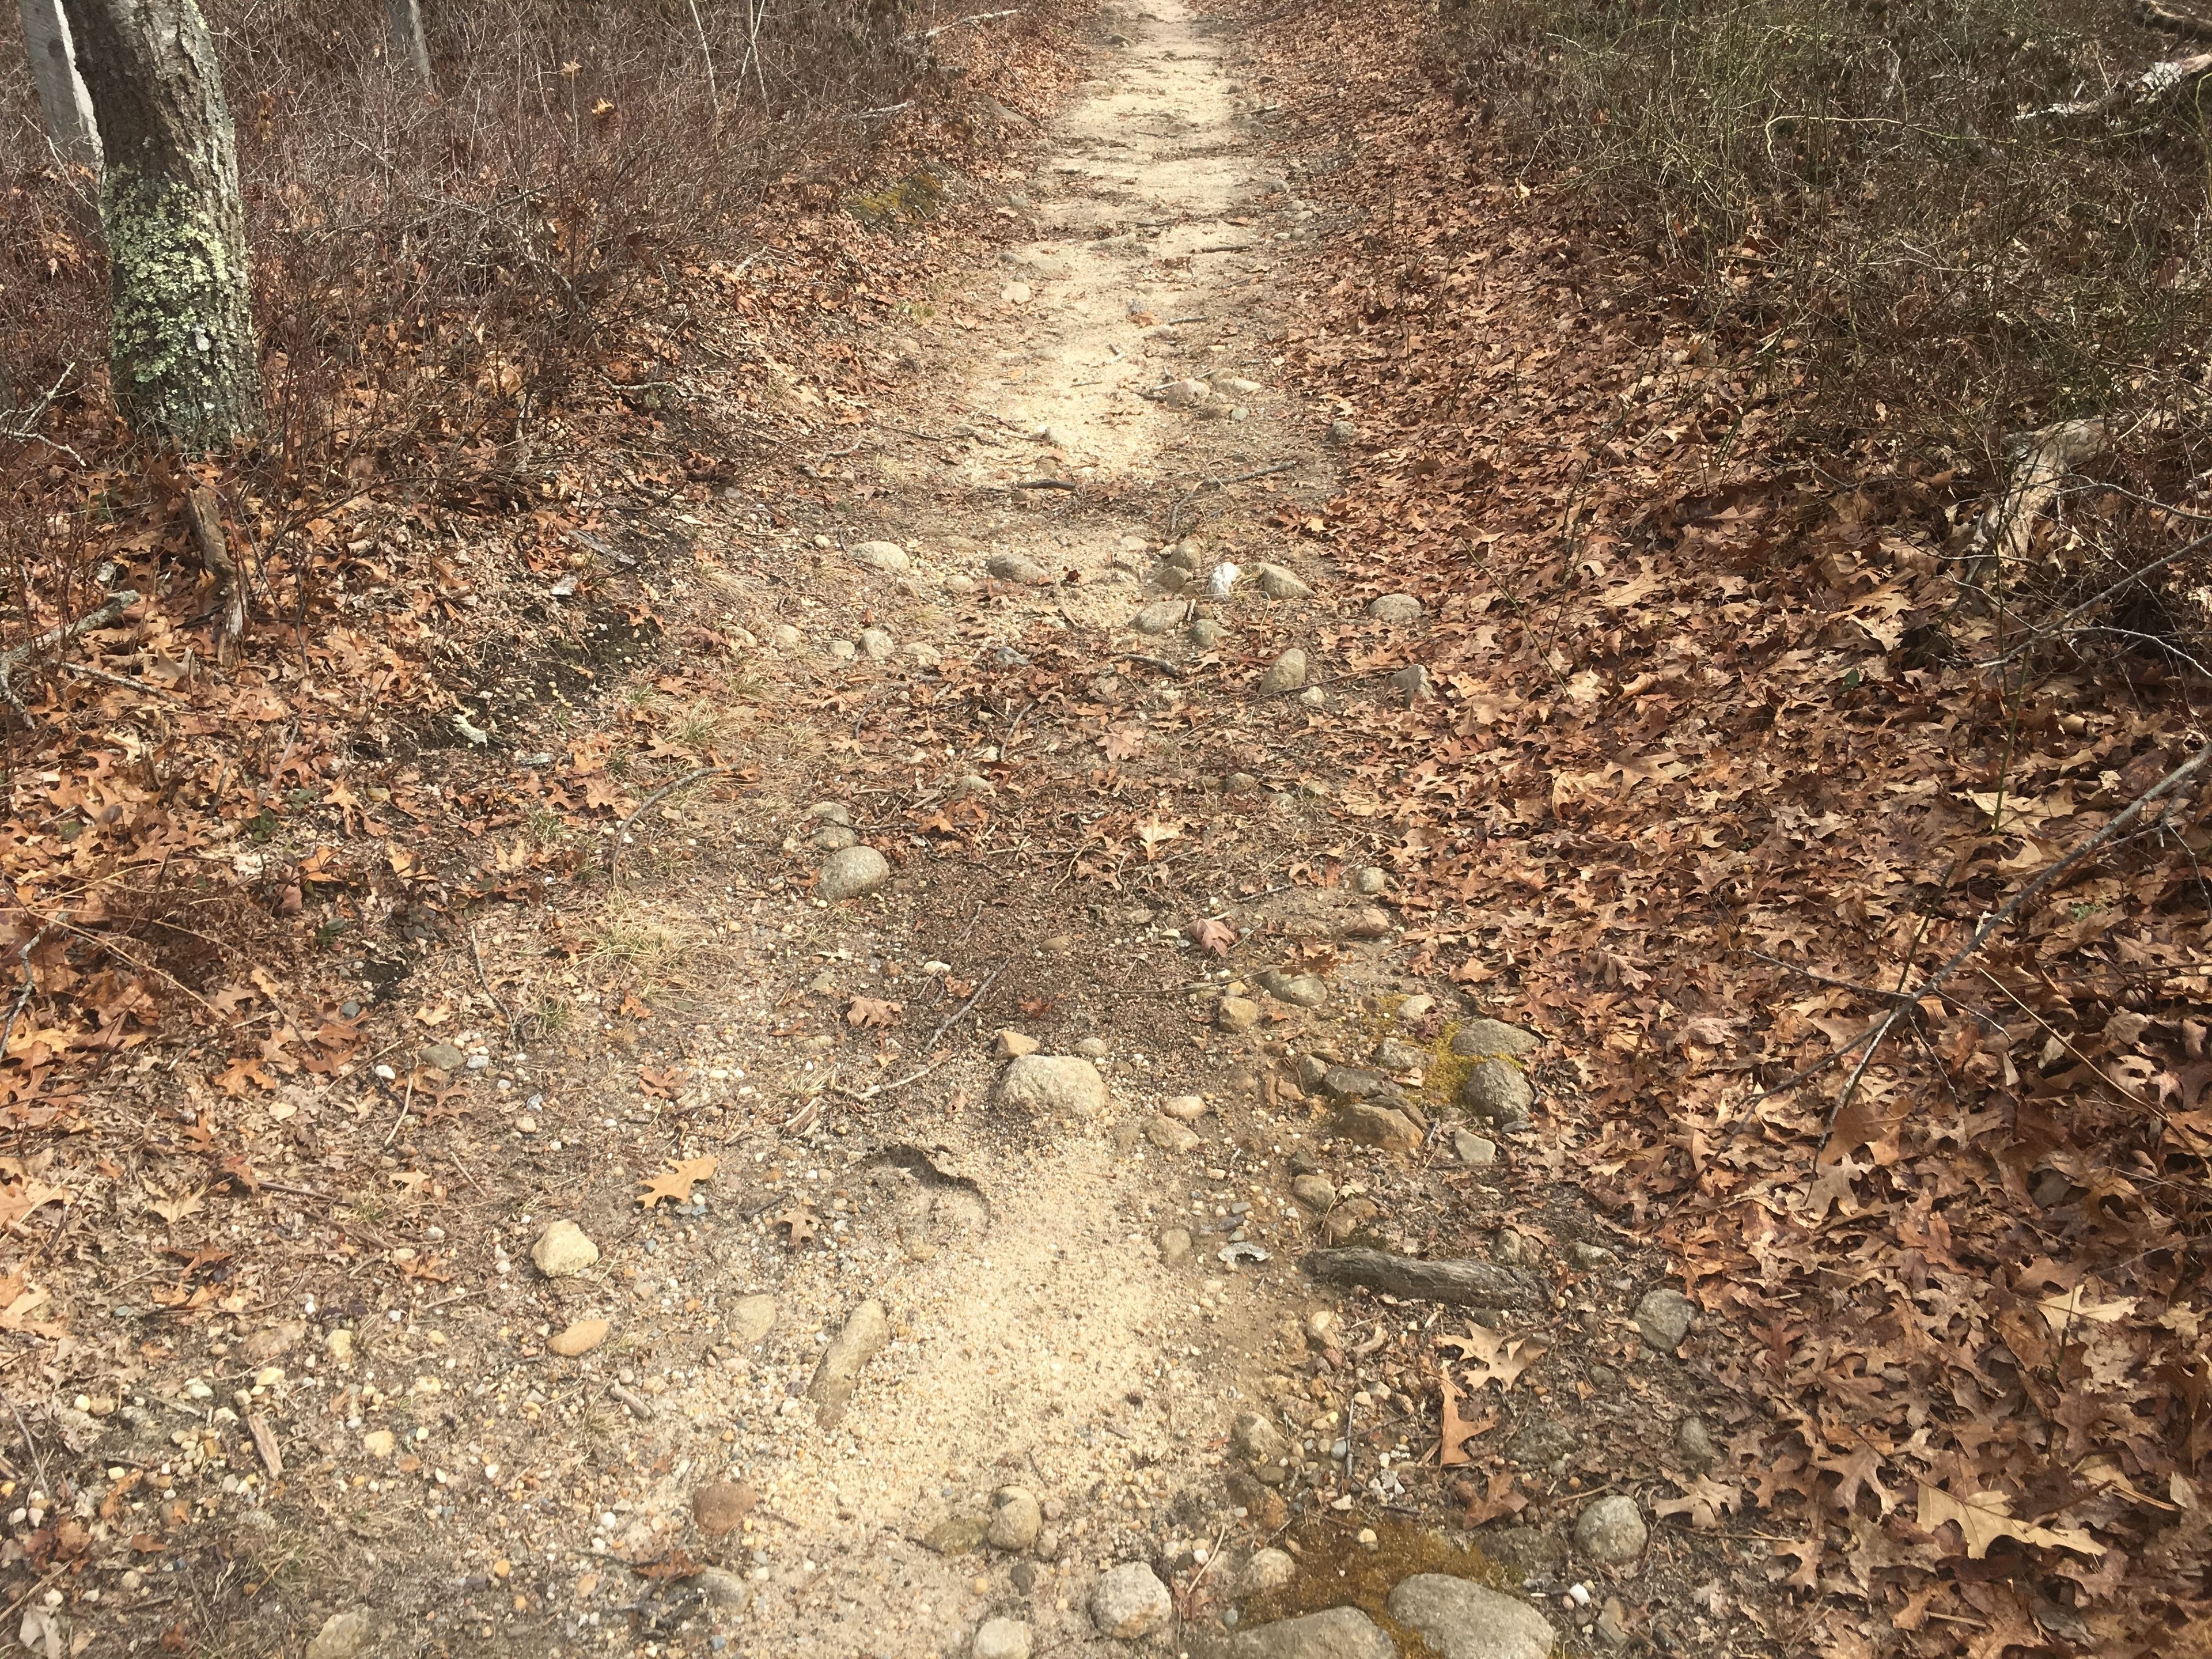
[1203, 460, 1296, 488]
[920, 961, 1002, 1054]
[901, 6, 1020, 40]
[0, 1389, 48, 1494]
[1013, 478, 1081, 491]
[1814, 733, 2212, 1152]
[1979, 527, 2212, 668]
[383, 1075, 416, 1151]
[469, 923, 515, 1041]
[0, 929, 46, 1074]
[608, 766, 734, 876]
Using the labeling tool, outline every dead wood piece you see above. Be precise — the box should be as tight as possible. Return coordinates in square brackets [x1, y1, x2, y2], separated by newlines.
[184, 486, 244, 653]
[2021, 50, 2212, 119]
[2141, 0, 2212, 39]
[1302, 1247, 1539, 1309]
[0, 590, 141, 723]
[1964, 417, 2108, 588]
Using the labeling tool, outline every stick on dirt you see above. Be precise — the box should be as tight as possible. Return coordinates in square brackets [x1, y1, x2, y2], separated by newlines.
[1302, 1247, 1540, 1309]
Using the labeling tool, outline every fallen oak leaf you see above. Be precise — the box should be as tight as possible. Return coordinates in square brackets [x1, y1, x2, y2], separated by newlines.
[1191, 917, 1238, 957]
[639, 1156, 718, 1209]
[846, 995, 902, 1028]
[637, 1065, 686, 1099]
[1452, 1469, 1525, 1525]
[1916, 1482, 2105, 1560]
[771, 1205, 817, 1248]
[1104, 726, 1146, 762]
[1435, 1374, 1492, 1467]
[0, 1177, 71, 1233]
[1438, 1323, 1547, 1390]
[1135, 813, 1183, 859]
[1653, 1472, 1744, 1531]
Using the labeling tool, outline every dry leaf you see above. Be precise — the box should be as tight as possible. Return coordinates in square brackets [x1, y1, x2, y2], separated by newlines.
[637, 1065, 686, 1099]
[1654, 1474, 1744, 1530]
[1191, 918, 1238, 957]
[846, 995, 902, 1028]
[144, 1189, 204, 1228]
[1135, 814, 1183, 859]
[1435, 1374, 1491, 1467]
[1438, 1323, 1547, 1390]
[772, 1205, 817, 1248]
[0, 1179, 70, 1233]
[639, 1156, 718, 1209]
[1104, 727, 1145, 762]
[1916, 1483, 2105, 1560]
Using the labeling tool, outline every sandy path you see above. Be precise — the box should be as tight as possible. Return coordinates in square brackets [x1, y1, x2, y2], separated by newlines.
[600, 7, 1338, 1656]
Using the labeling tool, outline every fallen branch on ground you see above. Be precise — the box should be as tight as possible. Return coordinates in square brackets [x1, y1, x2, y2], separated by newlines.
[1962, 418, 2106, 588]
[0, 592, 141, 725]
[2020, 51, 2212, 119]
[1302, 1247, 1540, 1308]
[2140, 0, 2212, 39]
[608, 767, 734, 876]
[184, 489, 244, 657]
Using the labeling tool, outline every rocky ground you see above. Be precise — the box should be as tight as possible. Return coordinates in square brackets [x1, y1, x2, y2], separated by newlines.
[1, 4, 1794, 1656]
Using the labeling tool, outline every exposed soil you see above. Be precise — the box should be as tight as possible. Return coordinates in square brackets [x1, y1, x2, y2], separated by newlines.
[3, 6, 1797, 1658]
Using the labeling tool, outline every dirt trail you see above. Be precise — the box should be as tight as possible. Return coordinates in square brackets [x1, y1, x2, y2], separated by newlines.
[501, 5, 1356, 1654]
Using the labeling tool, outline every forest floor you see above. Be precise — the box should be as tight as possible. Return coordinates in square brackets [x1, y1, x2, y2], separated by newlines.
[3, 1, 2204, 1658]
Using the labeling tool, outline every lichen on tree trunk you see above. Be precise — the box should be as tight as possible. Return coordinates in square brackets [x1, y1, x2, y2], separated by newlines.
[60, 0, 260, 451]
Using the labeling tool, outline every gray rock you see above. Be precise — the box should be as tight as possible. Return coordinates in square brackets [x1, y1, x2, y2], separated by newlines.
[1574, 1495, 1648, 1565]
[1331, 1103, 1421, 1151]
[1161, 541, 1201, 571]
[1271, 974, 1327, 1008]
[1453, 1130, 1497, 1168]
[1569, 1243, 1616, 1270]
[1387, 1575, 1555, 1659]
[1321, 1066, 1385, 1099]
[421, 1041, 467, 1073]
[1158, 1226, 1192, 1264]
[944, 573, 978, 596]
[1160, 1094, 1208, 1120]
[1215, 996, 1262, 1031]
[1674, 1415, 1717, 1469]
[988, 1486, 1043, 1552]
[826, 638, 857, 660]
[1238, 1547, 1296, 1597]
[695, 1567, 751, 1609]
[306, 1610, 378, 1659]
[1090, 1562, 1172, 1639]
[1452, 1019, 1540, 1058]
[1393, 664, 1435, 702]
[1508, 1416, 1578, 1472]
[1460, 1059, 1534, 1122]
[1255, 564, 1313, 600]
[808, 802, 853, 825]
[530, 1221, 598, 1278]
[1224, 1607, 1395, 1658]
[728, 1294, 777, 1346]
[1189, 618, 1224, 648]
[998, 1054, 1109, 1118]
[1635, 1288, 1698, 1351]
[1232, 1411, 1287, 1465]
[1326, 419, 1358, 444]
[851, 540, 909, 573]
[1148, 561, 1190, 592]
[1146, 1116, 1201, 1154]
[1353, 866, 1388, 895]
[808, 1299, 889, 1426]
[988, 552, 1050, 585]
[1257, 649, 1307, 693]
[1290, 1174, 1336, 1211]
[1368, 593, 1425, 624]
[817, 845, 891, 901]
[1075, 1036, 1109, 1057]
[812, 824, 858, 851]
[974, 1618, 1032, 1659]
[1373, 1038, 1425, 1073]
[771, 623, 802, 650]
[1132, 600, 1186, 634]
[858, 627, 896, 660]
[927, 1516, 991, 1555]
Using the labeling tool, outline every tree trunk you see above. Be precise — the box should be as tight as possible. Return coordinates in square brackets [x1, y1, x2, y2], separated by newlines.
[15, 0, 101, 172]
[385, 0, 431, 88]
[58, 0, 260, 450]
